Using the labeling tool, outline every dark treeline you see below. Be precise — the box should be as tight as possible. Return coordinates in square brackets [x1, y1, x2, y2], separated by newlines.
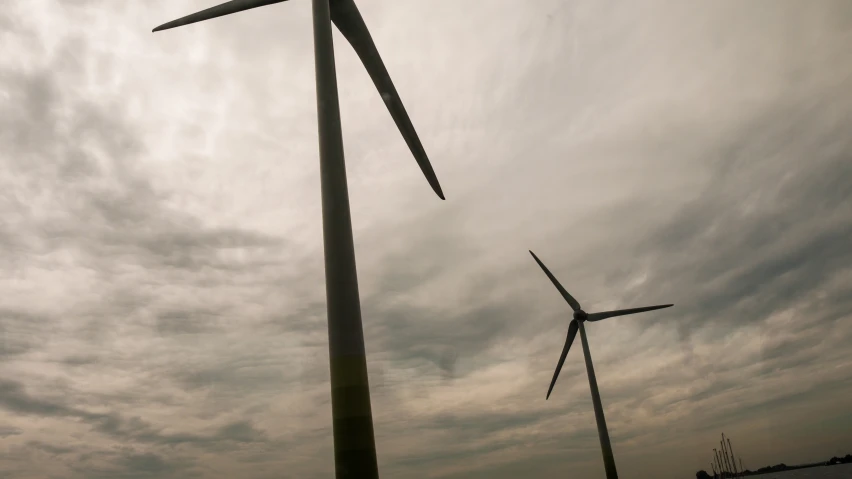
[696, 453, 852, 478]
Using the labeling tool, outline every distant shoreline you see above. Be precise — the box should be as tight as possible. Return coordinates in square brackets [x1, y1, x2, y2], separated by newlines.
[699, 454, 851, 478]
[739, 462, 834, 476]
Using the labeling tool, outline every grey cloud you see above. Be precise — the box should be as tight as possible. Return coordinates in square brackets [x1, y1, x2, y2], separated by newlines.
[174, 364, 287, 395]
[0, 425, 22, 437]
[0, 26, 288, 277]
[119, 452, 179, 474]
[0, 378, 92, 419]
[215, 420, 268, 443]
[26, 440, 77, 456]
[0, 377, 269, 453]
[90, 410, 270, 452]
[61, 354, 103, 366]
[371, 300, 524, 376]
[357, 210, 548, 378]
[631, 99, 852, 336]
[155, 309, 221, 336]
[0, 309, 48, 359]
[419, 410, 553, 441]
[68, 450, 202, 479]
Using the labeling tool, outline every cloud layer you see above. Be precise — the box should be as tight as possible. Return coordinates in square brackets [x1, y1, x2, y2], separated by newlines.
[1, 0, 851, 477]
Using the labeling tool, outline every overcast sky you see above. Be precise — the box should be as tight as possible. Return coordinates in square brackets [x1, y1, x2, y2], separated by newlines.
[1, 0, 851, 478]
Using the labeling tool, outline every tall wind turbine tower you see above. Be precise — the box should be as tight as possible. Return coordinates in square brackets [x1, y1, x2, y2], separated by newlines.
[152, 1, 445, 477]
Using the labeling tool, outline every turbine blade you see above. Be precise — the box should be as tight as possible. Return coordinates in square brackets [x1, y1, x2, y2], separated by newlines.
[586, 304, 673, 322]
[330, 0, 445, 200]
[547, 320, 578, 400]
[152, 0, 288, 32]
[529, 250, 581, 311]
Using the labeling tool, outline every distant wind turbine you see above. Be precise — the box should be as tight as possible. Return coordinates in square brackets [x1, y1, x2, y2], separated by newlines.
[153, 1, 445, 478]
[529, 250, 673, 479]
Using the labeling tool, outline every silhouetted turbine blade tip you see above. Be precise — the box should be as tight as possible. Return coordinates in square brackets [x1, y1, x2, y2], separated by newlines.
[546, 387, 558, 400]
[152, 0, 288, 33]
[152, 22, 175, 32]
[587, 303, 675, 322]
[545, 320, 578, 401]
[431, 182, 445, 200]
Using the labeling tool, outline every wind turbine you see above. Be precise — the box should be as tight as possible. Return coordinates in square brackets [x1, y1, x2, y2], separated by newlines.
[529, 250, 673, 479]
[153, 1, 445, 478]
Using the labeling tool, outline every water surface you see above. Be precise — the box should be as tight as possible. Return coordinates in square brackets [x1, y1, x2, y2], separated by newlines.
[747, 464, 852, 479]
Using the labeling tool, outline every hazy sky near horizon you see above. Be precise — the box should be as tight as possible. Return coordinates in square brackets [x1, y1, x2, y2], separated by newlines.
[2, 0, 851, 478]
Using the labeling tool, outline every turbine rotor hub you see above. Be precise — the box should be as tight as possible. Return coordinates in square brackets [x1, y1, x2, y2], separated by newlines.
[573, 310, 588, 321]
